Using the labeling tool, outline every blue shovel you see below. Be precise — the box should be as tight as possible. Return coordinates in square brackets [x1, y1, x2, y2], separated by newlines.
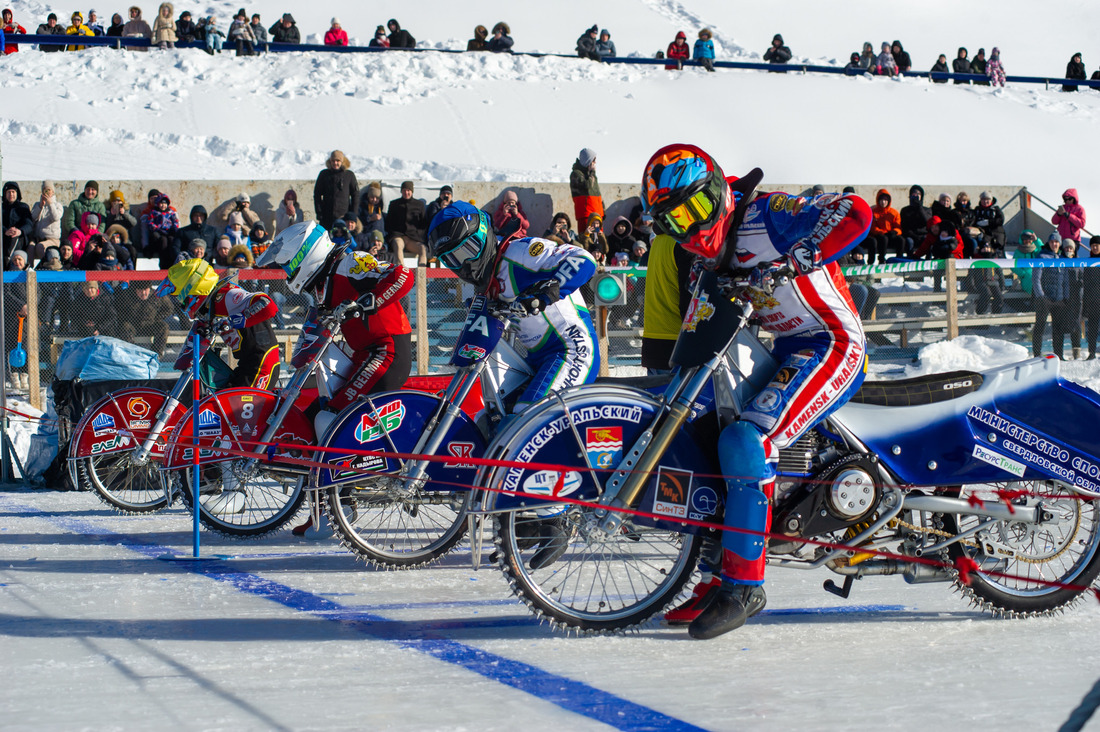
[9, 316, 27, 369]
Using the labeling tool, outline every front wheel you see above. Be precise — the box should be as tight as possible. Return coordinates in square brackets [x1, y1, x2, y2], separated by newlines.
[943, 481, 1100, 615]
[79, 452, 171, 514]
[495, 506, 701, 633]
[176, 462, 306, 537]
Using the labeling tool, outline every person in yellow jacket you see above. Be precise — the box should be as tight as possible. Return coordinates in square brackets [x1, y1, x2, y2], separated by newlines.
[640, 233, 695, 375]
[65, 11, 94, 50]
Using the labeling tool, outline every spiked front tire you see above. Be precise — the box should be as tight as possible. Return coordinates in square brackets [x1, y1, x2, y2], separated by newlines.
[78, 453, 172, 514]
[175, 463, 306, 537]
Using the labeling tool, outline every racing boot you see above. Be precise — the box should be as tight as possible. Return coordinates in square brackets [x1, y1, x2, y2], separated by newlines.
[514, 515, 569, 570]
[687, 582, 767, 640]
[664, 577, 721, 626]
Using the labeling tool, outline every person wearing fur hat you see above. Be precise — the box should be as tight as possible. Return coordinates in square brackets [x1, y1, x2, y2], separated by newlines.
[152, 2, 177, 48]
[62, 181, 106, 238]
[325, 17, 348, 46]
[576, 24, 599, 61]
[228, 243, 254, 268]
[3, 182, 35, 263]
[65, 11, 94, 50]
[106, 224, 138, 266]
[467, 24, 488, 51]
[694, 29, 715, 71]
[314, 150, 360, 230]
[122, 6, 152, 52]
[488, 21, 513, 53]
[666, 30, 689, 70]
[357, 183, 386, 237]
[596, 28, 616, 59]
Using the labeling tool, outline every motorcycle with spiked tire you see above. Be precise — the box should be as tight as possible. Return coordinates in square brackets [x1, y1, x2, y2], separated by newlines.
[468, 270, 1100, 634]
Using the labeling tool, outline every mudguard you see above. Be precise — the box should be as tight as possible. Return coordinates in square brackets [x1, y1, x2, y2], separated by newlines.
[312, 391, 486, 490]
[68, 387, 183, 460]
[163, 387, 314, 469]
[475, 386, 725, 532]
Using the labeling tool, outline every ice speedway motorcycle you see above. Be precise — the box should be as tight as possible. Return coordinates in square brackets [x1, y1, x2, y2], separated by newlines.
[67, 318, 236, 514]
[468, 270, 1100, 633]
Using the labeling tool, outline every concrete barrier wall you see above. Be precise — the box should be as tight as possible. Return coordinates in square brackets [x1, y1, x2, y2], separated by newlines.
[16, 179, 1033, 243]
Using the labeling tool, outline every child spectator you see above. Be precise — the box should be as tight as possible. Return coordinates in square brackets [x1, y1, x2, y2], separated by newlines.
[225, 211, 248, 248]
[596, 28, 616, 59]
[152, 3, 176, 49]
[213, 235, 232, 266]
[666, 31, 690, 70]
[488, 22, 513, 53]
[890, 40, 911, 73]
[228, 243, 254, 269]
[577, 24, 599, 61]
[1064, 52, 1086, 92]
[106, 225, 136, 266]
[858, 42, 875, 73]
[694, 29, 715, 72]
[1053, 188, 1087, 244]
[492, 190, 529, 239]
[931, 54, 949, 82]
[146, 194, 180, 268]
[203, 16, 224, 54]
[358, 183, 386, 237]
[763, 33, 791, 69]
[876, 42, 897, 76]
[867, 189, 904, 264]
[2, 9, 27, 54]
[386, 19, 414, 49]
[325, 18, 348, 47]
[987, 47, 1006, 86]
[227, 12, 255, 56]
[248, 222, 271, 258]
[369, 25, 389, 48]
[953, 47, 971, 84]
[467, 25, 488, 51]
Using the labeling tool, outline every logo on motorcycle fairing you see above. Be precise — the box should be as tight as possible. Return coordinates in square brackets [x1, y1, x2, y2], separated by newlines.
[972, 444, 1026, 478]
[457, 344, 488, 360]
[521, 469, 582, 497]
[91, 434, 130, 455]
[91, 412, 116, 435]
[197, 409, 222, 436]
[354, 401, 406, 443]
[585, 426, 622, 469]
[127, 397, 151, 419]
[682, 292, 716, 333]
[689, 485, 719, 520]
[653, 467, 692, 519]
[444, 441, 476, 469]
[329, 452, 387, 480]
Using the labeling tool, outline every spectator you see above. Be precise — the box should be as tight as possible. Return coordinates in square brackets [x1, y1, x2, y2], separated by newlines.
[274, 189, 304, 233]
[633, 211, 656, 243]
[176, 10, 197, 43]
[65, 12, 94, 50]
[314, 150, 359, 230]
[951, 191, 981, 256]
[763, 33, 791, 69]
[363, 229, 393, 264]
[971, 48, 990, 86]
[579, 213, 608, 264]
[369, 25, 389, 48]
[135, 188, 161, 253]
[629, 239, 649, 266]
[694, 29, 715, 72]
[86, 10, 105, 36]
[250, 14, 268, 51]
[36, 246, 63, 272]
[2, 182, 34, 263]
[176, 237, 206, 264]
[103, 189, 137, 242]
[106, 13, 124, 37]
[899, 184, 931, 254]
[666, 31, 689, 70]
[37, 13, 67, 52]
[358, 183, 386, 237]
[386, 19, 414, 49]
[953, 47, 971, 84]
[875, 41, 897, 76]
[844, 52, 861, 73]
[987, 47, 1006, 86]
[606, 216, 637, 259]
[973, 191, 1006, 254]
[58, 242, 78, 270]
[175, 205, 216, 256]
[31, 181, 64, 255]
[146, 194, 180, 268]
[212, 235, 232, 266]
[228, 243, 254, 269]
[76, 232, 110, 269]
[119, 281, 172, 355]
[1064, 52, 1086, 92]
[269, 13, 300, 44]
[227, 12, 255, 56]
[6, 249, 27, 272]
[328, 219, 355, 250]
[248, 222, 271, 259]
[1033, 232, 1067, 356]
[425, 185, 453, 224]
[1091, 67, 1100, 89]
[577, 24, 599, 62]
[492, 190, 529, 239]
[224, 211, 248, 248]
[570, 147, 604, 228]
[931, 54, 949, 82]
[914, 216, 964, 260]
[967, 237, 1004, 319]
[1012, 230, 1040, 308]
[105, 225, 136, 266]
[71, 280, 118, 338]
[891, 40, 911, 73]
[1053, 188, 1087, 245]
[543, 212, 577, 246]
[151, 3, 176, 49]
[202, 17, 224, 54]
[325, 18, 348, 47]
[488, 22, 513, 53]
[1060, 238, 1085, 358]
[2, 9, 27, 54]
[597, 28, 616, 60]
[858, 41, 875, 73]
[122, 6, 152, 52]
[1084, 238, 1100, 359]
[467, 25, 488, 52]
[866, 189, 904, 264]
[212, 192, 260, 231]
[62, 181, 106, 239]
[385, 181, 427, 263]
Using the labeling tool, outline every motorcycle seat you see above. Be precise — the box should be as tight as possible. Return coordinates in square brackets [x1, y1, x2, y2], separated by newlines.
[849, 370, 983, 407]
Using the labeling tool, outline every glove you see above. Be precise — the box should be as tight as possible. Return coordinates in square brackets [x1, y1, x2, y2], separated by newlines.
[785, 241, 822, 276]
[747, 262, 790, 294]
[516, 279, 562, 315]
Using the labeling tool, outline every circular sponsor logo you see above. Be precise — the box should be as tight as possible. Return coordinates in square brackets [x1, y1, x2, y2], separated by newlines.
[127, 397, 151, 419]
[690, 486, 719, 515]
[753, 388, 782, 413]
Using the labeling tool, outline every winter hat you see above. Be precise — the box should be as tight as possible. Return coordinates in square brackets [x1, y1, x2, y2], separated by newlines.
[850, 52, 859, 63]
[502, 190, 519, 204]
[675, 31, 687, 40]
[375, 25, 386, 35]
[632, 240, 648, 255]
[108, 189, 125, 205]
[189, 240, 207, 254]
[613, 252, 630, 266]
[228, 212, 245, 227]
[45, 248, 60, 262]
[1048, 231, 1063, 244]
[699, 29, 711, 40]
[328, 150, 348, 169]
[587, 25, 597, 35]
[9, 250, 27, 266]
[474, 25, 487, 39]
[84, 180, 99, 192]
[217, 234, 232, 245]
[105, 224, 129, 243]
[367, 183, 382, 198]
[235, 192, 250, 203]
[979, 191, 992, 200]
[250, 221, 267, 236]
[85, 213, 100, 228]
[369, 230, 385, 243]
[331, 17, 340, 25]
[401, 180, 415, 192]
[155, 193, 170, 205]
[440, 185, 453, 196]
[578, 147, 597, 166]
[41, 180, 55, 194]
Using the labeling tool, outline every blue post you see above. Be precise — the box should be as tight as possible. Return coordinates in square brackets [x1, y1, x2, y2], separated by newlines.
[191, 332, 201, 557]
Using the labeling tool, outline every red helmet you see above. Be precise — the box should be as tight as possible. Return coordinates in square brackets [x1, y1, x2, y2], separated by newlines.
[641, 144, 736, 263]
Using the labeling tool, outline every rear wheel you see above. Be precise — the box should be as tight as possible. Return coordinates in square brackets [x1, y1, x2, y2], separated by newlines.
[496, 506, 701, 633]
[943, 481, 1100, 615]
[176, 461, 306, 537]
[79, 452, 171, 514]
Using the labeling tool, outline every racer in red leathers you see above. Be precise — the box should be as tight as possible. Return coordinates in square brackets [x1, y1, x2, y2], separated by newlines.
[641, 144, 872, 639]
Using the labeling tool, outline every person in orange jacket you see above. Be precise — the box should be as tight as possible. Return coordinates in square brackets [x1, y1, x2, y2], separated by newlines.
[866, 188, 904, 264]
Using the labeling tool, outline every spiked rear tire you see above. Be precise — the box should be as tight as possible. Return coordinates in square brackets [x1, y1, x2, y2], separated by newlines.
[78, 453, 171, 514]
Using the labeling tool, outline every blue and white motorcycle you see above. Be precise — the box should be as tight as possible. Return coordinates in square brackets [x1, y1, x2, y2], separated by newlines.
[469, 271, 1100, 633]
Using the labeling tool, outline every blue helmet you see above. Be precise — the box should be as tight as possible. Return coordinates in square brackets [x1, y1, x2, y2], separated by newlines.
[427, 201, 497, 287]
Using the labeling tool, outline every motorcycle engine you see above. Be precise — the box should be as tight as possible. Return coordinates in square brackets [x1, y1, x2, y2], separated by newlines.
[773, 453, 881, 539]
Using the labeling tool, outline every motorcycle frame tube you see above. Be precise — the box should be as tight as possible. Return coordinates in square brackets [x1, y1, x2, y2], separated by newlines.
[903, 494, 1042, 524]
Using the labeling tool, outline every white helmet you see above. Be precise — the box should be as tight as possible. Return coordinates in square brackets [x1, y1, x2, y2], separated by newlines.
[256, 221, 334, 294]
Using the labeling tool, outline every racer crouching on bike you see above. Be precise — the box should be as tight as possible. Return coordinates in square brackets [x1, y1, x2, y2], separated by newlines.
[642, 144, 872, 639]
[426, 200, 599, 567]
[156, 258, 281, 389]
[258, 221, 414, 537]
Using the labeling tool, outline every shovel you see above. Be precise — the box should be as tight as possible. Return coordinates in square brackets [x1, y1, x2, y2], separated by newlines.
[9, 316, 27, 369]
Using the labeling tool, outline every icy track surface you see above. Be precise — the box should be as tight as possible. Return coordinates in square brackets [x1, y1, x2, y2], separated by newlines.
[1, 488, 1098, 731]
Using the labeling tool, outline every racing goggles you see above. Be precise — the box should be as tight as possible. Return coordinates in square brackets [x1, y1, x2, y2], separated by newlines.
[438, 217, 490, 272]
[654, 175, 724, 238]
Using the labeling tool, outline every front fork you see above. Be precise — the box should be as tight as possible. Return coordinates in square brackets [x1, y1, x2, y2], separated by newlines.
[129, 371, 191, 467]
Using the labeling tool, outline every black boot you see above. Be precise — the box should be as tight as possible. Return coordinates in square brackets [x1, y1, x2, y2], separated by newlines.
[514, 516, 569, 570]
[688, 582, 767, 640]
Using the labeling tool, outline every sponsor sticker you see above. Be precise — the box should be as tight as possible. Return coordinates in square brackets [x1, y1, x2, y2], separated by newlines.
[129, 420, 151, 430]
[197, 409, 222, 436]
[445, 441, 476, 469]
[973, 444, 1026, 478]
[355, 401, 406, 443]
[653, 467, 692, 519]
[528, 241, 544, 257]
[457, 343, 488, 360]
[91, 434, 130, 455]
[769, 193, 788, 212]
[127, 397, 151, 419]
[743, 203, 761, 223]
[585, 426, 622, 470]
[773, 367, 799, 391]
[683, 291, 716, 333]
[521, 470, 582, 497]
[752, 388, 782, 414]
[689, 485, 719, 520]
[91, 412, 116, 436]
[331, 452, 387, 480]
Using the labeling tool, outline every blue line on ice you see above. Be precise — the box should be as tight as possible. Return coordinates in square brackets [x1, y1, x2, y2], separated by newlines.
[4, 496, 707, 732]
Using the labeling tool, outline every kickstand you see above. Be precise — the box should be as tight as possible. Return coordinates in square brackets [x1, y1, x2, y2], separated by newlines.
[823, 575, 855, 599]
